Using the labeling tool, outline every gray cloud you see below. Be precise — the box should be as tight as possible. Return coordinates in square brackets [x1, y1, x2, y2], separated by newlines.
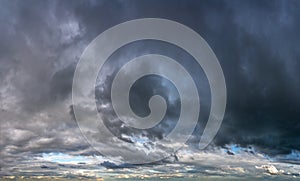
[1, 0, 300, 174]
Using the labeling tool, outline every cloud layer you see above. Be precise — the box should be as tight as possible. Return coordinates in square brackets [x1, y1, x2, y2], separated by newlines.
[1, 0, 300, 173]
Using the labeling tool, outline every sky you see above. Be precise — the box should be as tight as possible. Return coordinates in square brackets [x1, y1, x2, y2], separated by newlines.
[0, 0, 300, 179]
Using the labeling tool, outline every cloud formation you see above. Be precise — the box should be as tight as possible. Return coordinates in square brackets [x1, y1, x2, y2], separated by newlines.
[1, 0, 300, 174]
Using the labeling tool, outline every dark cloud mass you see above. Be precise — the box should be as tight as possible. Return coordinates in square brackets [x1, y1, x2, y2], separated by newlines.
[1, 0, 300, 172]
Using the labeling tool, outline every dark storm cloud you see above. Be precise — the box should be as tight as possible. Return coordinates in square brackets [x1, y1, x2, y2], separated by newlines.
[91, 0, 300, 154]
[1, 0, 300, 171]
[209, 0, 300, 154]
[94, 40, 211, 144]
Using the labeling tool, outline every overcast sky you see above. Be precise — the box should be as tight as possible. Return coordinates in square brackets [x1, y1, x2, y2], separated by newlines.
[1, 0, 300, 175]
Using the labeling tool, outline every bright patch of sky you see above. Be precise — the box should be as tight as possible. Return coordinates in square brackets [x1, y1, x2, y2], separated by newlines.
[41, 152, 96, 164]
